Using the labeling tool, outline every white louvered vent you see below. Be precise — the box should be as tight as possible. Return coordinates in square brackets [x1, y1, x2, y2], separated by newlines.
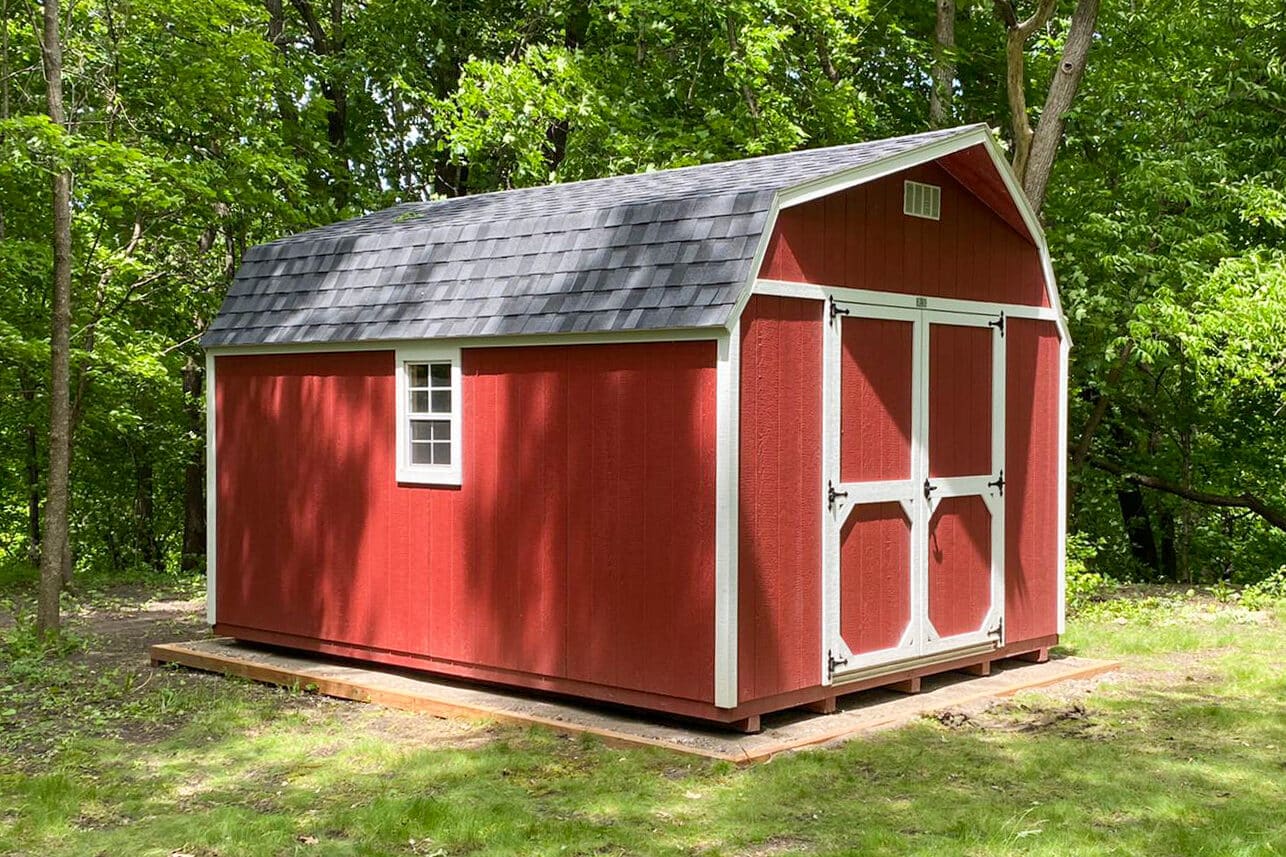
[903, 180, 941, 220]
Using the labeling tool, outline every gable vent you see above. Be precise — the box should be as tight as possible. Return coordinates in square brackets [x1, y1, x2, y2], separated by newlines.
[903, 181, 941, 220]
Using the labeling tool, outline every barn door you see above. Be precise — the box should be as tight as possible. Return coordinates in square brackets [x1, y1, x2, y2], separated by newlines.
[823, 300, 1006, 684]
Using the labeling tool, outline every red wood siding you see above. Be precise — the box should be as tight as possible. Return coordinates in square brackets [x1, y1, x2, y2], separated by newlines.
[738, 295, 824, 703]
[840, 504, 912, 654]
[928, 323, 992, 478]
[215, 341, 718, 704]
[927, 496, 993, 638]
[840, 317, 914, 482]
[759, 161, 1048, 307]
[1004, 319, 1062, 641]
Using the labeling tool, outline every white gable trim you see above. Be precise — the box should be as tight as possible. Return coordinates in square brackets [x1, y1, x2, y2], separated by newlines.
[775, 126, 987, 210]
[725, 127, 1069, 347]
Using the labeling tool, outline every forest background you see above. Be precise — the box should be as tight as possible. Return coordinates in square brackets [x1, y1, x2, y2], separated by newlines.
[2, 0, 1284, 626]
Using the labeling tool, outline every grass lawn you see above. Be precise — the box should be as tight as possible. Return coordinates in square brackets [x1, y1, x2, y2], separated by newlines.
[0, 574, 1282, 856]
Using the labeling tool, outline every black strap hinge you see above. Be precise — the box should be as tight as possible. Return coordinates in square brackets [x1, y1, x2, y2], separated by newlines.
[828, 650, 849, 674]
[827, 480, 848, 511]
[989, 312, 1006, 337]
[829, 297, 850, 323]
[988, 470, 1005, 496]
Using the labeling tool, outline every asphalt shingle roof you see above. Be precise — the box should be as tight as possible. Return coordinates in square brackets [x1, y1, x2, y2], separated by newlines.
[204, 125, 983, 347]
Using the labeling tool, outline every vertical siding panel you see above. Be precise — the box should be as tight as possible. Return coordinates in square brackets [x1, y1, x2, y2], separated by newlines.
[737, 296, 823, 703]
[1005, 320, 1061, 641]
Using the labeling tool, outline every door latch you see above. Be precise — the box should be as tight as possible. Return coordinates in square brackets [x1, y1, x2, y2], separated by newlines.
[827, 480, 849, 511]
[923, 478, 939, 501]
[988, 470, 1006, 496]
[828, 650, 849, 675]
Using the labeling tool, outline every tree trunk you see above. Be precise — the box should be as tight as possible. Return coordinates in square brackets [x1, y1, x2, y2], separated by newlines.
[1117, 486, 1159, 577]
[1021, 0, 1099, 212]
[181, 358, 206, 572]
[1158, 507, 1178, 581]
[930, 0, 956, 128]
[993, 0, 1100, 214]
[544, 1, 590, 176]
[288, 0, 349, 209]
[135, 458, 163, 574]
[37, 0, 73, 637]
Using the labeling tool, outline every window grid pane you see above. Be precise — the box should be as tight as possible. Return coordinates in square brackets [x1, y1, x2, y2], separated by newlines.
[404, 358, 457, 473]
[410, 418, 452, 466]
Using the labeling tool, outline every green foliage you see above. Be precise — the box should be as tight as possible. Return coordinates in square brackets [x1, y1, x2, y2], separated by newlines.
[1, 0, 1283, 590]
[1064, 533, 1110, 612]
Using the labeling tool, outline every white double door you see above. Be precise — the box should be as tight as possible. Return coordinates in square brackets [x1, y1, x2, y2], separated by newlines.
[822, 298, 1006, 683]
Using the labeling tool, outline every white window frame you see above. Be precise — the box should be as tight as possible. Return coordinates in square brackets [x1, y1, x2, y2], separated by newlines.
[395, 344, 463, 486]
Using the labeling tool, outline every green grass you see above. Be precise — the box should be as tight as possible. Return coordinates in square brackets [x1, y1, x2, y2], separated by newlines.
[1, 590, 1283, 856]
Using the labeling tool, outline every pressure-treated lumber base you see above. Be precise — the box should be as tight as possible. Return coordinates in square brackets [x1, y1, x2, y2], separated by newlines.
[151, 638, 1118, 763]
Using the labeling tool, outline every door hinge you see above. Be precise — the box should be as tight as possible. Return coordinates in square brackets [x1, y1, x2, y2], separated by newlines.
[827, 480, 849, 511]
[988, 470, 1005, 497]
[828, 650, 849, 675]
[829, 296, 850, 323]
[989, 312, 1006, 337]
[987, 615, 1004, 640]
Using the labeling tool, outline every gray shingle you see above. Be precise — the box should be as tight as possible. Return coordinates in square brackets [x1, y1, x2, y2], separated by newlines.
[204, 126, 983, 347]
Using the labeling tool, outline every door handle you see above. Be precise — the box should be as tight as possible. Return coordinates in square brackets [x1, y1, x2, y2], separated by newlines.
[827, 480, 848, 511]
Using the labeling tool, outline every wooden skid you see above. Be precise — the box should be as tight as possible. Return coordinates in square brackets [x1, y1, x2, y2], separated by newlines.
[151, 639, 1118, 764]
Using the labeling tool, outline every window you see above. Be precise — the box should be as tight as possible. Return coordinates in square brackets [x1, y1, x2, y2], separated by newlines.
[396, 346, 462, 485]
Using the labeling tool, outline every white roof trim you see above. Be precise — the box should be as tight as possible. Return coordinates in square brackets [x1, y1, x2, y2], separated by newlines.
[727, 126, 1069, 346]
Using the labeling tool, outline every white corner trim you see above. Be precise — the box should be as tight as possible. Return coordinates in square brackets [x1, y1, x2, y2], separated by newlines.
[394, 343, 463, 486]
[1056, 335, 1071, 635]
[714, 323, 740, 708]
[205, 351, 218, 626]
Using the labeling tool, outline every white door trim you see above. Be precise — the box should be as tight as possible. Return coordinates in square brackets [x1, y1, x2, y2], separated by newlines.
[824, 300, 1007, 683]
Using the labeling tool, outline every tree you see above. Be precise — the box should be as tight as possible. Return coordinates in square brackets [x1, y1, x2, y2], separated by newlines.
[930, 0, 956, 128]
[35, 0, 72, 636]
[993, 0, 1100, 213]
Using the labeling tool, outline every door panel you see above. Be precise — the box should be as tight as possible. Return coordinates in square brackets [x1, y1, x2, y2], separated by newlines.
[840, 318, 913, 482]
[928, 324, 992, 478]
[840, 503, 912, 655]
[927, 496, 993, 638]
[825, 299, 1006, 684]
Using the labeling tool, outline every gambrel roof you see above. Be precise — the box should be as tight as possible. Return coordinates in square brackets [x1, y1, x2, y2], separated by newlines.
[204, 125, 997, 348]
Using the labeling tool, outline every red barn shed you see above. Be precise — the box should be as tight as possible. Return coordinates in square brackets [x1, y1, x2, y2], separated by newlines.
[204, 125, 1068, 730]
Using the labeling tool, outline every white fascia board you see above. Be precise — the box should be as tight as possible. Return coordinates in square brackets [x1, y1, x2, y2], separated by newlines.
[203, 326, 721, 357]
[976, 135, 1071, 347]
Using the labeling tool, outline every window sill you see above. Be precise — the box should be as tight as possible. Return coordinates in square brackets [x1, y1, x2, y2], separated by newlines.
[396, 465, 462, 487]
